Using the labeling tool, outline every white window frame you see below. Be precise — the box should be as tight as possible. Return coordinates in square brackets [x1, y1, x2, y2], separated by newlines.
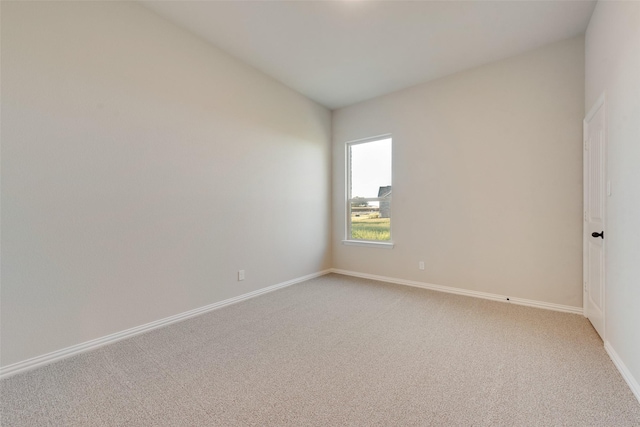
[343, 134, 394, 248]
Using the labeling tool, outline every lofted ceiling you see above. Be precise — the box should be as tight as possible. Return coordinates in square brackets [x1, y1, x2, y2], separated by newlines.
[141, 0, 596, 110]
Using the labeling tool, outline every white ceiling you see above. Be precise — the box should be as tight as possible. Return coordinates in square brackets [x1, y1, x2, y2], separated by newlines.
[142, 0, 596, 110]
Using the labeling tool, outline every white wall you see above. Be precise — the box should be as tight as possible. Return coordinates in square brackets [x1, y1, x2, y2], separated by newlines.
[1, 1, 331, 367]
[586, 1, 640, 398]
[332, 37, 585, 308]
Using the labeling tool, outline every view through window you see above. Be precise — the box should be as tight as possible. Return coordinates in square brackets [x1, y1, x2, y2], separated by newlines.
[347, 137, 392, 242]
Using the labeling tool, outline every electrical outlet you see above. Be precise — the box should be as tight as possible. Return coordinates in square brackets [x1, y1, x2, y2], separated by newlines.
[238, 270, 245, 281]
[419, 261, 425, 270]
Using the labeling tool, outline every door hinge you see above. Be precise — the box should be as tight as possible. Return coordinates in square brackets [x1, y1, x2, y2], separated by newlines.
[584, 282, 588, 292]
[584, 139, 588, 151]
[584, 211, 588, 222]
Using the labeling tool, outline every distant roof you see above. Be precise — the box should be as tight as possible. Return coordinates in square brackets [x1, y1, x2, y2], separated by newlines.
[378, 186, 392, 198]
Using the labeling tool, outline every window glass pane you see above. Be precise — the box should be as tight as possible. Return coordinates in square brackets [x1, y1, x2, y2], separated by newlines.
[350, 201, 391, 241]
[349, 138, 392, 199]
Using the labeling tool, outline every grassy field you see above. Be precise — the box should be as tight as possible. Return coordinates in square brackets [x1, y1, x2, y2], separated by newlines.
[351, 216, 391, 241]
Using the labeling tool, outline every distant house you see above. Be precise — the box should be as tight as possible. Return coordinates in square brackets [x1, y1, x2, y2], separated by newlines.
[378, 186, 391, 218]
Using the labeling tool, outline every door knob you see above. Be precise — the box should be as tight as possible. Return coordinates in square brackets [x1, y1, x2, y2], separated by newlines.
[591, 231, 604, 239]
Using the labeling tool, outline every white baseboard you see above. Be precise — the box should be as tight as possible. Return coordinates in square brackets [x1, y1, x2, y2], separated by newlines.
[330, 269, 583, 315]
[604, 341, 640, 405]
[0, 269, 331, 379]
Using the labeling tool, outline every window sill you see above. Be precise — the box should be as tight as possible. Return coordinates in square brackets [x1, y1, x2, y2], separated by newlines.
[342, 240, 395, 249]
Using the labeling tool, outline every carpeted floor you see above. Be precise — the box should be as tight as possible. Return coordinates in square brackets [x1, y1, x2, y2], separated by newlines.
[2, 273, 640, 426]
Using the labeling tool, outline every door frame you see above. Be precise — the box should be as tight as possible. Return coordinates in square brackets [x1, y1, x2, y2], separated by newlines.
[583, 92, 606, 338]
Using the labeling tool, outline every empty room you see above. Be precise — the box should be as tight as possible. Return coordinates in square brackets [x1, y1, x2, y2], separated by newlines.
[1, 0, 639, 425]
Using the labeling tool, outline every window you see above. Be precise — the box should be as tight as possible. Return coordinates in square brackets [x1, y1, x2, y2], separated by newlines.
[345, 136, 392, 246]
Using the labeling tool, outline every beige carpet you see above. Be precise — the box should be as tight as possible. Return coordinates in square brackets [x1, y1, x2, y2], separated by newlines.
[2, 273, 640, 426]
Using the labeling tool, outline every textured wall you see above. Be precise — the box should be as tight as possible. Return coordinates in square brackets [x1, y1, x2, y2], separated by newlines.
[1, 1, 332, 366]
[586, 0, 640, 398]
[332, 37, 585, 308]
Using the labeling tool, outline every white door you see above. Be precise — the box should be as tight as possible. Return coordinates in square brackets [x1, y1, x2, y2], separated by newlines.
[584, 95, 606, 340]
